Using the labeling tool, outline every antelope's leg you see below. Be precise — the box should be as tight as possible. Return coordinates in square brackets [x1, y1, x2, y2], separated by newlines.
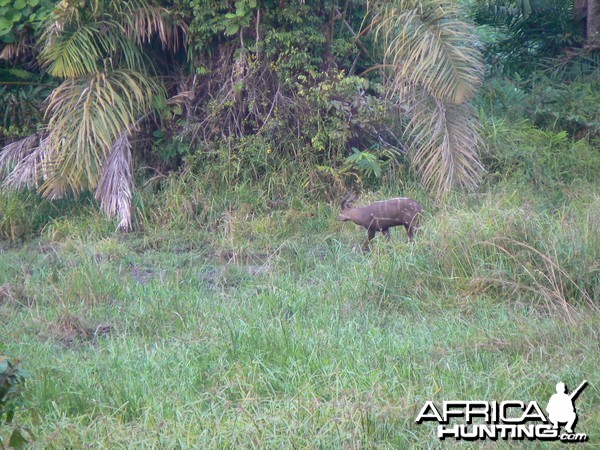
[405, 224, 414, 242]
[407, 214, 420, 242]
[367, 228, 376, 241]
[361, 228, 376, 252]
[382, 228, 390, 240]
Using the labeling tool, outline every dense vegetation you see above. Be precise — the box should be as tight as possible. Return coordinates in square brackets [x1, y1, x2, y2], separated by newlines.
[1, 0, 599, 448]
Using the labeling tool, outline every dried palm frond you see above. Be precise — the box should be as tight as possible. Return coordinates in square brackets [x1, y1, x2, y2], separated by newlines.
[122, 2, 188, 52]
[0, 40, 31, 61]
[95, 131, 134, 231]
[408, 98, 484, 196]
[0, 134, 41, 176]
[2, 135, 55, 192]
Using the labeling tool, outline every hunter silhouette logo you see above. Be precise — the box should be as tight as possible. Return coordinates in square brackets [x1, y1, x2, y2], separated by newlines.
[416, 380, 589, 442]
[546, 380, 587, 434]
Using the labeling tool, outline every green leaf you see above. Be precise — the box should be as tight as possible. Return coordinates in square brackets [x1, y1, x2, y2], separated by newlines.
[8, 429, 29, 449]
[170, 104, 183, 115]
[13, 0, 27, 10]
[0, 19, 12, 32]
[152, 95, 167, 110]
[5, 9, 22, 23]
[235, 1, 247, 17]
[224, 23, 239, 36]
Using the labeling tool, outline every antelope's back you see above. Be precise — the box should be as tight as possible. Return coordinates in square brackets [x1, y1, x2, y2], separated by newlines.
[371, 197, 422, 227]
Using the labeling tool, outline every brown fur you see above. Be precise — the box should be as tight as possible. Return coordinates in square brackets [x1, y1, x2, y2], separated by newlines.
[338, 195, 423, 242]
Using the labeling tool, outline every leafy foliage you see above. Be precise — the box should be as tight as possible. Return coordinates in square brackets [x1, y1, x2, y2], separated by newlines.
[481, 118, 600, 198]
[0, 0, 54, 45]
[0, 355, 33, 449]
[0, 84, 48, 141]
[471, 0, 583, 75]
[479, 74, 600, 139]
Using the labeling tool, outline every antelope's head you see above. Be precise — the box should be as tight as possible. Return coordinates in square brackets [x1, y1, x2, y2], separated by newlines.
[338, 192, 358, 221]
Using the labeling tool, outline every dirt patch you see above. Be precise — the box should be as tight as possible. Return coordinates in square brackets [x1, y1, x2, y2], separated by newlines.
[130, 265, 166, 285]
[0, 283, 34, 307]
[218, 249, 273, 265]
[45, 313, 112, 348]
[198, 261, 273, 290]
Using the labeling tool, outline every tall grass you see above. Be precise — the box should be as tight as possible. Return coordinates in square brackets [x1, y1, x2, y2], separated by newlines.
[1, 165, 598, 447]
[1, 97, 599, 446]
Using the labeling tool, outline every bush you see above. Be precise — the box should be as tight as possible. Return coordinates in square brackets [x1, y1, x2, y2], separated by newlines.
[0, 355, 33, 448]
[0, 191, 96, 241]
[480, 118, 600, 195]
[478, 74, 600, 139]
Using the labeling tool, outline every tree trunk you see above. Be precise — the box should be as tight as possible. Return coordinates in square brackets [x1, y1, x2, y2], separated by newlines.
[588, 0, 600, 46]
[574, 0, 587, 39]
[575, 0, 600, 46]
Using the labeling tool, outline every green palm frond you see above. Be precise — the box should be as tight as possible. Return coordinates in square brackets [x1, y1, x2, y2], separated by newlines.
[39, 21, 145, 78]
[409, 99, 484, 196]
[39, 69, 162, 198]
[40, 23, 105, 78]
[375, 0, 484, 105]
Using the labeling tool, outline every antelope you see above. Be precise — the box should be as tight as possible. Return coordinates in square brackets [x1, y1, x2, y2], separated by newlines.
[338, 193, 423, 243]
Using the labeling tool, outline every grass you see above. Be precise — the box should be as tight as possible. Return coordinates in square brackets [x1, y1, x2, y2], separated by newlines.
[1, 178, 599, 448]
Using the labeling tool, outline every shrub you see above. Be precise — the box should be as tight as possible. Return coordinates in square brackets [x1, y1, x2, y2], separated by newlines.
[0, 355, 33, 448]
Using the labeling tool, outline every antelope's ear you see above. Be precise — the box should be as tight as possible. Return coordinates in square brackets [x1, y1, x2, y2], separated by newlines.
[341, 191, 357, 210]
[338, 213, 347, 221]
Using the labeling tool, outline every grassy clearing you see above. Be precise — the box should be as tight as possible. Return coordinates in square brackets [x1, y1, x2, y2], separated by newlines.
[1, 179, 599, 448]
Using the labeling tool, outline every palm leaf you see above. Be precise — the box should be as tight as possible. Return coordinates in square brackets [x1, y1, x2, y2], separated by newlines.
[121, 1, 188, 52]
[375, 0, 484, 105]
[2, 135, 56, 192]
[39, 69, 162, 198]
[0, 135, 40, 176]
[95, 131, 134, 231]
[408, 98, 484, 196]
[39, 23, 105, 78]
[39, 20, 145, 78]
[371, 0, 485, 196]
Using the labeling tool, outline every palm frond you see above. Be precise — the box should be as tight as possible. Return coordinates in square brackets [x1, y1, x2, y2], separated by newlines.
[408, 97, 484, 196]
[2, 136, 56, 192]
[0, 135, 41, 176]
[39, 20, 145, 78]
[95, 131, 134, 231]
[122, 2, 188, 52]
[375, 0, 484, 105]
[39, 23, 105, 78]
[371, 0, 485, 196]
[39, 69, 162, 197]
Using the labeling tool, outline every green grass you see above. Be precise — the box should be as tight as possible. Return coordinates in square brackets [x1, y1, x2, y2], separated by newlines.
[1, 181, 599, 448]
